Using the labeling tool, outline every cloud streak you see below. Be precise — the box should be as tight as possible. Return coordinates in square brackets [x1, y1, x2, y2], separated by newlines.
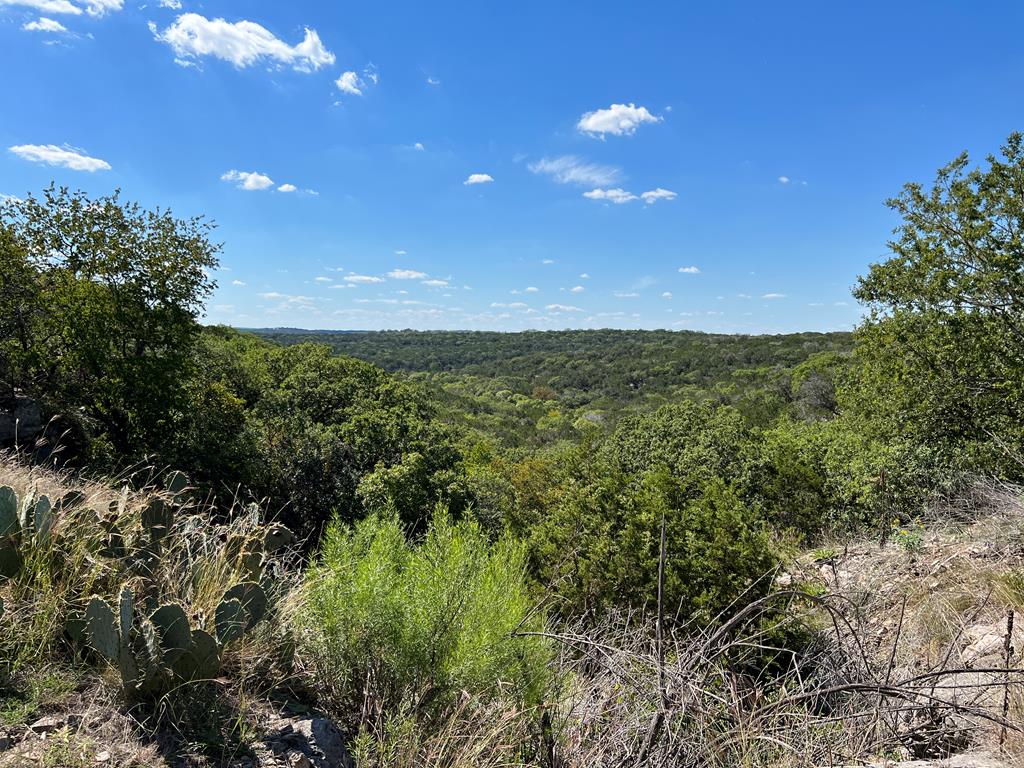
[528, 155, 621, 187]
[9, 143, 110, 171]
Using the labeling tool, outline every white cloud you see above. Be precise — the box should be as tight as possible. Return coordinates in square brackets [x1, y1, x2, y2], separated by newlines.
[641, 188, 677, 204]
[463, 173, 493, 185]
[577, 103, 661, 137]
[528, 155, 621, 187]
[614, 291, 640, 298]
[778, 176, 790, 184]
[579, 273, 590, 279]
[546, 304, 583, 312]
[662, 291, 673, 299]
[0, 0, 81, 14]
[158, 0, 181, 7]
[394, 250, 407, 255]
[413, 142, 424, 151]
[426, 76, 440, 85]
[4, 0, 121, 15]
[570, 285, 585, 293]
[221, 169, 274, 190]
[678, 266, 700, 274]
[388, 269, 427, 280]
[762, 292, 786, 299]
[346, 274, 385, 284]
[335, 70, 362, 95]
[151, 13, 334, 72]
[583, 188, 637, 204]
[524, 286, 539, 293]
[422, 278, 449, 287]
[314, 276, 332, 283]
[82, 0, 119, 15]
[335, 65, 378, 97]
[277, 183, 297, 193]
[834, 301, 849, 307]
[9, 143, 110, 171]
[542, 258, 555, 265]
[231, 279, 246, 286]
[22, 16, 67, 31]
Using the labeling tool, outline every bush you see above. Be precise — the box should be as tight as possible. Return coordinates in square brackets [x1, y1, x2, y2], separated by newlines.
[301, 510, 551, 730]
[519, 456, 778, 623]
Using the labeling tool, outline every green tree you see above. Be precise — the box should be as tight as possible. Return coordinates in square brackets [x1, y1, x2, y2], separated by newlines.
[0, 186, 219, 457]
[851, 132, 1024, 476]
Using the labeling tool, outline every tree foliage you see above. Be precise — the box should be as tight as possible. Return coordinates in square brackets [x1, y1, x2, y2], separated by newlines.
[0, 186, 219, 456]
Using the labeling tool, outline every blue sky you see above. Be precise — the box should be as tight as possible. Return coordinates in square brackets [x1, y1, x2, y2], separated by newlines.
[2, 1, 1023, 333]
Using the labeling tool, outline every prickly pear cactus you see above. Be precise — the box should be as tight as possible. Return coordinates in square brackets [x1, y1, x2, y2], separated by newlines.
[215, 598, 247, 645]
[141, 498, 174, 541]
[85, 596, 120, 662]
[165, 471, 189, 505]
[223, 581, 268, 628]
[150, 603, 192, 663]
[263, 524, 294, 553]
[118, 586, 133, 639]
[0, 487, 17, 536]
[97, 514, 125, 559]
[172, 628, 221, 681]
[55, 490, 85, 512]
[33, 495, 53, 543]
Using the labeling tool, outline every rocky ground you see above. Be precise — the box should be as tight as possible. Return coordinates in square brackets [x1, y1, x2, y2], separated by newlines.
[0, 699, 353, 767]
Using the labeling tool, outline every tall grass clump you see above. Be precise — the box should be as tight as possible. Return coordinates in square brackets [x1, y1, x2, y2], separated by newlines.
[301, 508, 552, 752]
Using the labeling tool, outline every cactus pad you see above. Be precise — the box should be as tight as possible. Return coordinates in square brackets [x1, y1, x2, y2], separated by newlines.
[85, 597, 120, 662]
[33, 495, 53, 542]
[223, 581, 268, 627]
[0, 487, 17, 536]
[263, 524, 294, 552]
[214, 598, 246, 645]
[150, 603, 192, 662]
[141, 498, 174, 541]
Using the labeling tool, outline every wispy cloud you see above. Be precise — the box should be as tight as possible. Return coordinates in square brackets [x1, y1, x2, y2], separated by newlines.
[9, 143, 110, 171]
[464, 173, 493, 185]
[3, 0, 122, 15]
[546, 303, 583, 312]
[22, 16, 68, 32]
[388, 269, 427, 279]
[762, 292, 786, 299]
[528, 155, 621, 187]
[577, 103, 662, 138]
[346, 274, 385, 284]
[678, 266, 700, 274]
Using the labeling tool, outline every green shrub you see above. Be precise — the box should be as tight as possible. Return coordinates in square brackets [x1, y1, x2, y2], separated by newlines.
[520, 461, 778, 623]
[301, 509, 551, 728]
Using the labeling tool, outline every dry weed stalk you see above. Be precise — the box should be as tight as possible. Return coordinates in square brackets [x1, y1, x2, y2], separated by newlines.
[540, 584, 1024, 768]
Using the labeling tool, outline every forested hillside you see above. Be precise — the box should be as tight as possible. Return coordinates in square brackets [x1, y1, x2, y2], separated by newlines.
[2, 136, 1024, 766]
